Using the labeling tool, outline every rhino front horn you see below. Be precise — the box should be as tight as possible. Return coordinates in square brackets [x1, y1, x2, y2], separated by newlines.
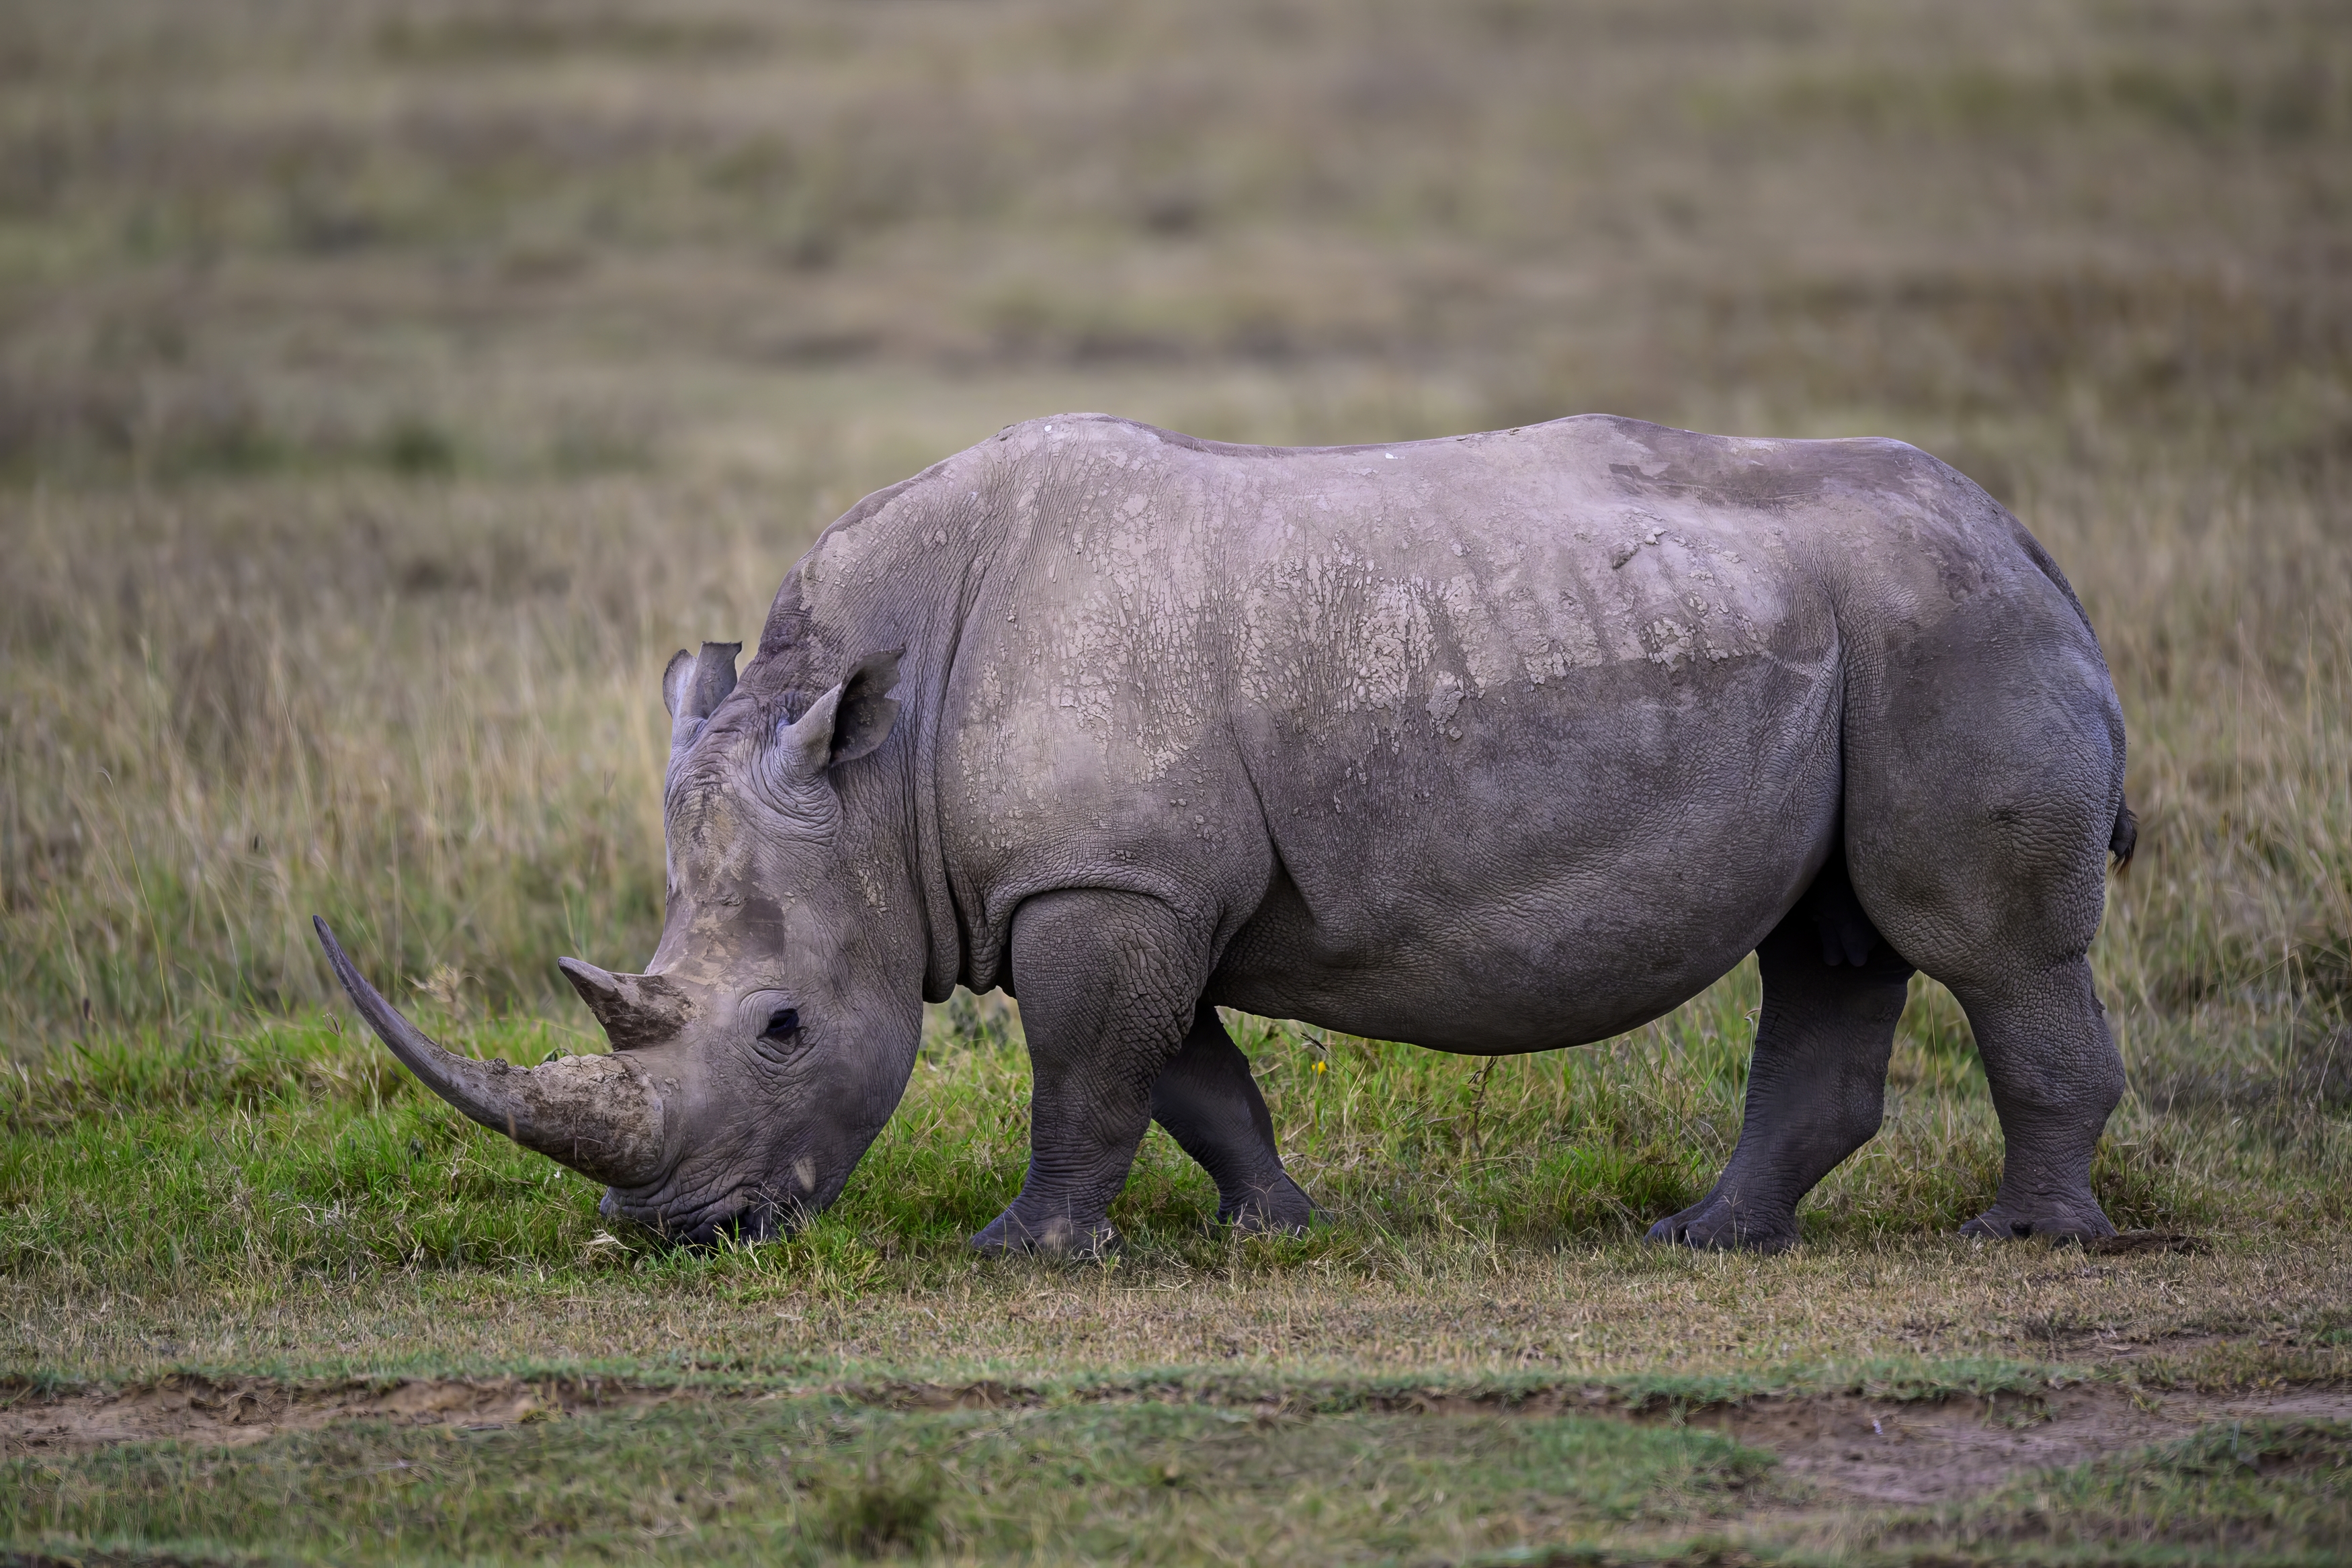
[312, 917, 667, 1188]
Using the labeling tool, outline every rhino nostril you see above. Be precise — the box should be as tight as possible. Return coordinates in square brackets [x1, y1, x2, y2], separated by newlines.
[2011, 1220, 2035, 1238]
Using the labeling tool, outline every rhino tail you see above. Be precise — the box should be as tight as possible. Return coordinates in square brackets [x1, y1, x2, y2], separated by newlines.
[2109, 797, 2138, 871]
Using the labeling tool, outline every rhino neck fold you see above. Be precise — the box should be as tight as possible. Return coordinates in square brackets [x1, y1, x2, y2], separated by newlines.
[752, 461, 987, 1006]
[910, 546, 989, 1004]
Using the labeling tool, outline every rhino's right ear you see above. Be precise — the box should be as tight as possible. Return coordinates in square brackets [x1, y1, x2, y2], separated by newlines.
[769, 650, 904, 784]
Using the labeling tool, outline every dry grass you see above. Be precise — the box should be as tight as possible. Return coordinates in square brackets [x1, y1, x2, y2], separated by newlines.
[3, 0, 2346, 1169]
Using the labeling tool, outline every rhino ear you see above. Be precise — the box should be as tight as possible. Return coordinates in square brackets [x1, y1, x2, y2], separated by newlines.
[665, 642, 741, 752]
[691, 642, 742, 717]
[773, 650, 903, 780]
[661, 650, 696, 720]
[828, 649, 903, 765]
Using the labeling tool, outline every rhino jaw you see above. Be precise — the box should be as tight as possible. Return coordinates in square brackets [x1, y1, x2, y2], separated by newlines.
[312, 917, 669, 1188]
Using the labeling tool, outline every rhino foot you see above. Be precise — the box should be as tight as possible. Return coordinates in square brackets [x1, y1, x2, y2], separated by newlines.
[1217, 1174, 1314, 1236]
[1959, 1201, 2116, 1245]
[1645, 1195, 1800, 1254]
[969, 1209, 1121, 1260]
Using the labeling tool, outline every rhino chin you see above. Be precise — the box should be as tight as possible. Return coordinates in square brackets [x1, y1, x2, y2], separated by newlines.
[312, 916, 668, 1188]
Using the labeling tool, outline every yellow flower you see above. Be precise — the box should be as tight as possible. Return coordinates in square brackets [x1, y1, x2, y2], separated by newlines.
[1313, 1059, 1327, 1074]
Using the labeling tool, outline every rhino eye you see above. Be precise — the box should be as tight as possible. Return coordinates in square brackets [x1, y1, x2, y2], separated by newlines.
[761, 1008, 800, 1043]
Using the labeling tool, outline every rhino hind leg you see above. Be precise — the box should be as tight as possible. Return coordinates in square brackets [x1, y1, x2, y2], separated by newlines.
[1649, 863, 1915, 1253]
[1948, 958, 2122, 1243]
[1151, 1004, 1314, 1234]
[1833, 584, 2128, 1244]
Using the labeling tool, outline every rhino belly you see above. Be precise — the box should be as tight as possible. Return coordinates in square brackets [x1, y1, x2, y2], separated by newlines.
[1210, 646, 1843, 1053]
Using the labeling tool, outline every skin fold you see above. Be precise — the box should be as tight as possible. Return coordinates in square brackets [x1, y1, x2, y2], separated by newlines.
[324, 412, 2132, 1255]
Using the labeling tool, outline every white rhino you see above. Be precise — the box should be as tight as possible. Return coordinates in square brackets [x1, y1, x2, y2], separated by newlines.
[319, 412, 2134, 1254]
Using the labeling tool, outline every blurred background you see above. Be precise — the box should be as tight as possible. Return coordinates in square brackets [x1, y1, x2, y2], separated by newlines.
[1, 0, 2345, 1114]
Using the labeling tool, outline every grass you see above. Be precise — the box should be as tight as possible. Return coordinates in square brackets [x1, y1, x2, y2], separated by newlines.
[1, 1396, 1786, 1565]
[5, 1389, 2347, 1565]
[3, 0, 2350, 1561]
[6, 1410, 2343, 1566]
[1927, 1420, 2352, 1563]
[0, 987, 2248, 1302]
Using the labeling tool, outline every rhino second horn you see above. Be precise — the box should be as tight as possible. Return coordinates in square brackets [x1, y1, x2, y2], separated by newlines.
[311, 917, 666, 1188]
[558, 957, 689, 1051]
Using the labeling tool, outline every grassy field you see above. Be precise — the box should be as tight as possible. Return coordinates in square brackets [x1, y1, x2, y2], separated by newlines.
[4, 0, 2351, 1561]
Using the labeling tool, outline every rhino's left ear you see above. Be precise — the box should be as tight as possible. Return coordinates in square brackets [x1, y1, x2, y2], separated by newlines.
[775, 650, 904, 779]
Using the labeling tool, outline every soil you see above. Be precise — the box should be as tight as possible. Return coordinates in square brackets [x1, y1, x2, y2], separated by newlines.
[0, 1374, 674, 1454]
[4, 1371, 2346, 1510]
[1697, 1384, 2352, 1506]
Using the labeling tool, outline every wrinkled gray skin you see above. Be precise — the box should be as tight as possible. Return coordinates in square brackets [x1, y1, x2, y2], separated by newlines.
[321, 413, 2136, 1256]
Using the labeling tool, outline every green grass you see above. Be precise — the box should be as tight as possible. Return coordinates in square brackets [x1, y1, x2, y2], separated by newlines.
[6, 1397, 2345, 1565]
[1929, 1420, 2352, 1565]
[0, 1397, 1783, 1566]
[0, 978, 2237, 1302]
[1, 907, 2341, 1567]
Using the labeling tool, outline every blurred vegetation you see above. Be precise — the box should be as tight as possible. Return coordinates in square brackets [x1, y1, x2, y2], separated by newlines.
[0, 0, 2347, 1254]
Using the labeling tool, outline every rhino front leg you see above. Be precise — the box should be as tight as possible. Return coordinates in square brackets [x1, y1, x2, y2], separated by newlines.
[1649, 903, 1913, 1253]
[972, 889, 1207, 1258]
[1152, 1004, 1314, 1233]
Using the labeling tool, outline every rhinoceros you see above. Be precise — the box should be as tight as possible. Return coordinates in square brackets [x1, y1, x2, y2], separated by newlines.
[315, 412, 2136, 1254]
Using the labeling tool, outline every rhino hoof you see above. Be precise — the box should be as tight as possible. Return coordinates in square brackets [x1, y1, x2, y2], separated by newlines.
[1959, 1205, 2117, 1245]
[1218, 1175, 1315, 1236]
[970, 1210, 1120, 1260]
[1645, 1201, 1799, 1254]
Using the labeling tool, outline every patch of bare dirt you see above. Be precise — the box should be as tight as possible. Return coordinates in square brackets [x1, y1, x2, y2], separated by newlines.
[1692, 1385, 2352, 1506]
[0, 1374, 673, 1456]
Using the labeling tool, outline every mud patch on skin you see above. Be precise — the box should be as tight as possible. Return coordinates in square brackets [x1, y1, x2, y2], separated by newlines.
[0, 1374, 678, 1454]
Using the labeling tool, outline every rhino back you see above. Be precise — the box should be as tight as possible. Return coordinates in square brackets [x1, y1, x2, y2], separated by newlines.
[930, 414, 2070, 1049]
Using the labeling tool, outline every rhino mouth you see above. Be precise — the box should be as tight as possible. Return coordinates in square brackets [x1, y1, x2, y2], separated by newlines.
[599, 1186, 797, 1247]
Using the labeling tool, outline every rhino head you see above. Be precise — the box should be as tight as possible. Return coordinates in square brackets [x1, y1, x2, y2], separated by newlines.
[315, 639, 926, 1244]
